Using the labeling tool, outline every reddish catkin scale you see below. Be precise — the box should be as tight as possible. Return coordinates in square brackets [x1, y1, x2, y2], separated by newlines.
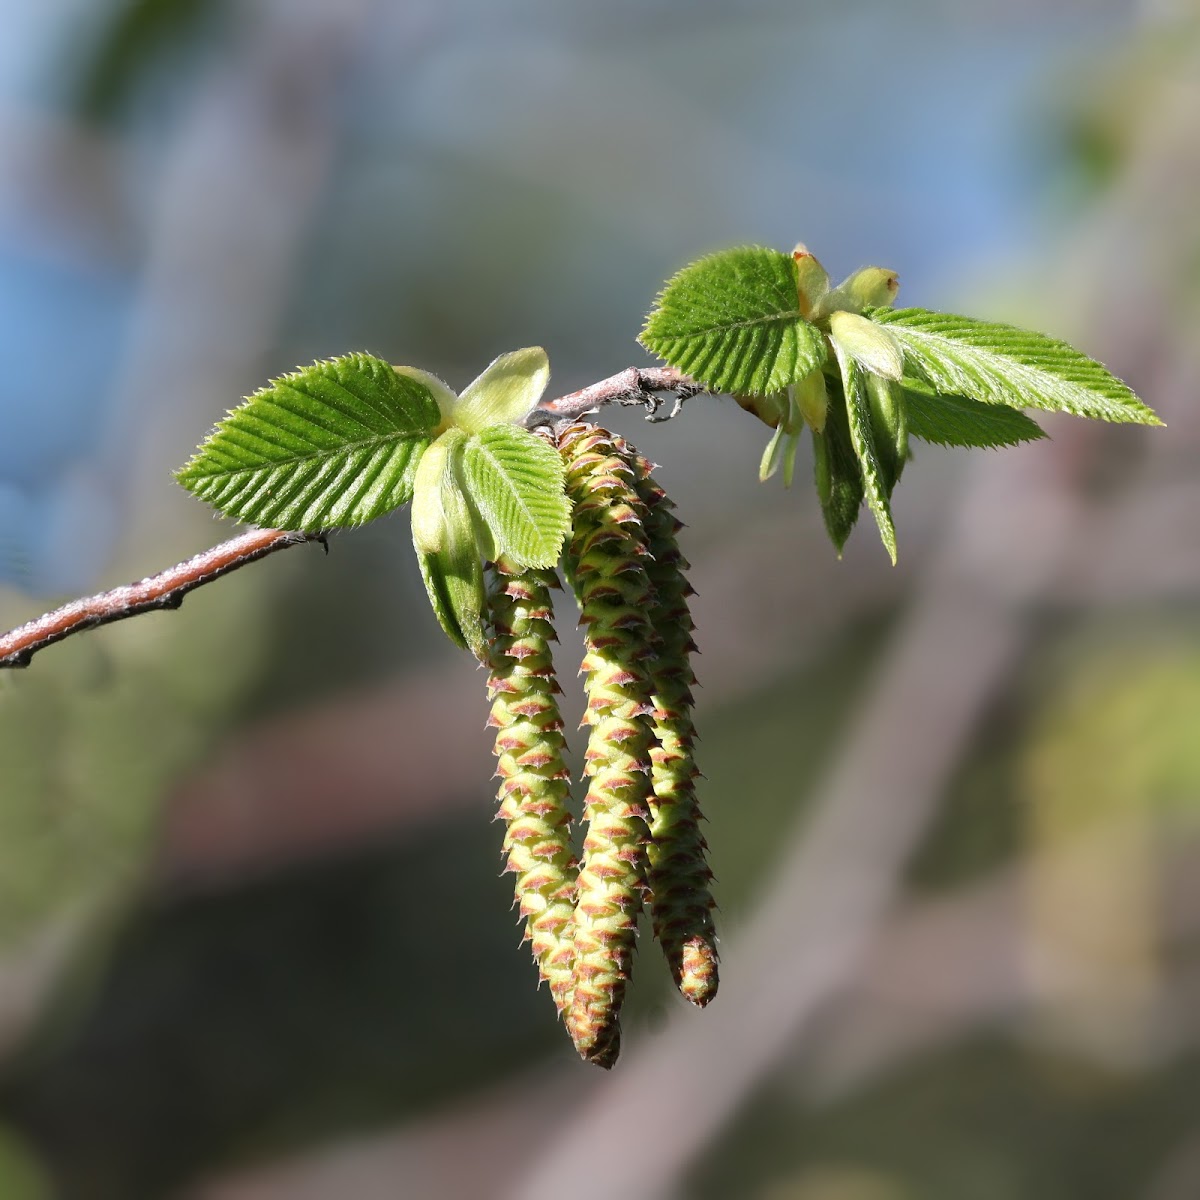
[486, 561, 578, 1018]
[558, 422, 657, 1068]
[620, 439, 719, 1007]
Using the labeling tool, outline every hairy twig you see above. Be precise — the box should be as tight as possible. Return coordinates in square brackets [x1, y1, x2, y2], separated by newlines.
[0, 367, 706, 670]
[0, 530, 322, 669]
[527, 366, 704, 426]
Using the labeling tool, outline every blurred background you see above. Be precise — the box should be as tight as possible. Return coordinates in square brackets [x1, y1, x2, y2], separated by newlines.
[0, 0, 1198, 1196]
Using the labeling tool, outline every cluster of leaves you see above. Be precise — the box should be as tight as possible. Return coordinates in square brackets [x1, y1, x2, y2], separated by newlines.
[176, 347, 570, 659]
[641, 245, 1161, 560]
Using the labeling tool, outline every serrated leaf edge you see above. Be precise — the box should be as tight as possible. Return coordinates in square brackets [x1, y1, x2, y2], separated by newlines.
[638, 246, 827, 395]
[175, 353, 441, 531]
[874, 308, 1162, 426]
[835, 343, 897, 564]
[461, 426, 569, 569]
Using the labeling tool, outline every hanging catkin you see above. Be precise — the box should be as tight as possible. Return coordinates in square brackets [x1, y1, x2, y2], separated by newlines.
[558, 423, 656, 1067]
[486, 560, 577, 1017]
[621, 440, 719, 1006]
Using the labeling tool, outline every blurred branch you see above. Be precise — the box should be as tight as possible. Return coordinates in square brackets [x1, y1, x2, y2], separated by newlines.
[191, 838, 1200, 1200]
[0, 367, 703, 670]
[803, 831, 1200, 1101]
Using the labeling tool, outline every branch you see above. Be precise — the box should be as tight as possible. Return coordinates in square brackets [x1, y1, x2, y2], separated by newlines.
[0, 367, 707, 669]
[0, 529, 322, 669]
[526, 365, 705, 426]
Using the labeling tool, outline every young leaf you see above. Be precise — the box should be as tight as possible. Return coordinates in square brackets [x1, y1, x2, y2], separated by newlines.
[734, 391, 788, 429]
[459, 425, 570, 569]
[791, 244, 830, 318]
[873, 308, 1161, 425]
[796, 368, 829, 433]
[812, 379, 863, 555]
[640, 246, 826, 396]
[903, 385, 1047, 448]
[835, 344, 897, 563]
[865, 373, 907, 490]
[392, 365, 459, 428]
[759, 422, 788, 483]
[411, 428, 468, 555]
[176, 354, 441, 530]
[452, 347, 551, 433]
[816, 266, 900, 317]
[759, 385, 805, 486]
[782, 428, 801, 489]
[417, 540, 488, 661]
[411, 427, 489, 658]
[828, 310, 903, 380]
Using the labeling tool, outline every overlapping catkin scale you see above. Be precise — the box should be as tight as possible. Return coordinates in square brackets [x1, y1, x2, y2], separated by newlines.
[622, 440, 719, 1007]
[486, 561, 577, 1018]
[559, 423, 656, 1068]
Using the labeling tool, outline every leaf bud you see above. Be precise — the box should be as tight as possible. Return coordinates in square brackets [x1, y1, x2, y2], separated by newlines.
[792, 243, 831, 318]
[816, 266, 900, 317]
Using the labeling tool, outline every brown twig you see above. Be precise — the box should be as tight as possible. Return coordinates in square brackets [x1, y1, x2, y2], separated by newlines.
[526, 365, 704, 426]
[0, 529, 322, 669]
[0, 367, 706, 670]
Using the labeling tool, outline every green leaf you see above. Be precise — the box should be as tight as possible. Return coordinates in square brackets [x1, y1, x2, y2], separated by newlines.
[816, 266, 900, 317]
[759, 386, 804, 485]
[812, 379, 863, 555]
[411, 428, 468, 555]
[417, 541, 488, 661]
[782, 428, 801, 489]
[176, 354, 441, 530]
[411, 427, 489, 658]
[734, 390, 788, 429]
[828, 310, 903, 380]
[796, 368, 829, 432]
[393, 365, 459, 427]
[453, 347, 550, 433]
[460, 426, 569, 569]
[865, 373, 907, 490]
[836, 343, 897, 564]
[759, 422, 787, 483]
[903, 384, 1047, 448]
[791, 244, 830, 317]
[640, 246, 827, 395]
[873, 308, 1161, 425]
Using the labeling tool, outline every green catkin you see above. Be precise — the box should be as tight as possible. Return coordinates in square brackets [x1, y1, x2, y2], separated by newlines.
[559, 423, 657, 1068]
[486, 561, 578, 1018]
[621, 440, 720, 1007]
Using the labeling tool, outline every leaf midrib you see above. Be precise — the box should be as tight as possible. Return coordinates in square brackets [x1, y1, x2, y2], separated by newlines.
[469, 437, 553, 555]
[882, 315, 1130, 390]
[887, 322, 1143, 415]
[182, 426, 426, 482]
[660, 308, 806, 337]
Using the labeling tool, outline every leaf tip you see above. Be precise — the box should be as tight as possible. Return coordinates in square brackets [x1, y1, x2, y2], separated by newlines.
[881, 524, 898, 564]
